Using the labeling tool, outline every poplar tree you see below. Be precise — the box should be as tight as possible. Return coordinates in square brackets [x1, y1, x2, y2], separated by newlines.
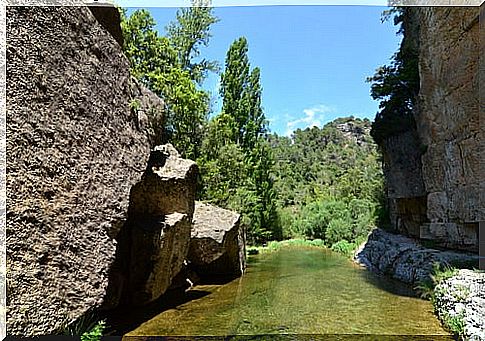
[166, 0, 220, 84]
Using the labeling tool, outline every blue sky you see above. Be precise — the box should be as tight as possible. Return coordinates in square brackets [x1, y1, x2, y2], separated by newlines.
[127, 6, 402, 136]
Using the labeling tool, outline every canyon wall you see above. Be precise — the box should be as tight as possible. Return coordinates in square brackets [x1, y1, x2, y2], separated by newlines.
[6, 6, 167, 335]
[382, 6, 483, 252]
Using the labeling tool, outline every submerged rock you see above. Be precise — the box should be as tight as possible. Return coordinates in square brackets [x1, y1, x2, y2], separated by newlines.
[188, 202, 246, 279]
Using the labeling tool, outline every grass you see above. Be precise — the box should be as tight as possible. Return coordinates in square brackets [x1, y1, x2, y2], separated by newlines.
[441, 311, 465, 339]
[415, 262, 458, 300]
[247, 237, 366, 258]
[80, 320, 106, 341]
[60, 309, 106, 341]
[247, 239, 326, 255]
[415, 263, 469, 339]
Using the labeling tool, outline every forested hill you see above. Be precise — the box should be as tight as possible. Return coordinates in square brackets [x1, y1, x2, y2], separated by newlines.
[269, 117, 385, 250]
[119, 6, 385, 249]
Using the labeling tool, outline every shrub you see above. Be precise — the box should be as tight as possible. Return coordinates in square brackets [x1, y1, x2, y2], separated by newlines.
[331, 240, 355, 257]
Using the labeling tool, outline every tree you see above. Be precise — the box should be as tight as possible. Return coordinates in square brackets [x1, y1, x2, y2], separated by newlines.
[219, 37, 251, 145]
[166, 0, 220, 84]
[243, 67, 267, 152]
[198, 37, 278, 244]
[367, 7, 420, 144]
[120, 8, 214, 160]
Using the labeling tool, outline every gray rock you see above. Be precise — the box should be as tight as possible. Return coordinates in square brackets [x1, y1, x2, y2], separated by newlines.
[188, 202, 246, 279]
[380, 7, 482, 252]
[355, 229, 478, 285]
[434, 270, 485, 341]
[89, 5, 124, 47]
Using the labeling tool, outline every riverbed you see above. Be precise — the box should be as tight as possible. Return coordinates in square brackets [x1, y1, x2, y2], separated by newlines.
[124, 246, 451, 338]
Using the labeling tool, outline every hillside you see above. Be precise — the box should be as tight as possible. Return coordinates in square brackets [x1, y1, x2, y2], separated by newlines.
[268, 117, 384, 245]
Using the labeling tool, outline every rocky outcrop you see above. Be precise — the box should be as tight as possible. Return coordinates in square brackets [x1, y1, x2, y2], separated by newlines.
[434, 270, 485, 341]
[355, 229, 478, 285]
[6, 6, 167, 335]
[188, 202, 246, 279]
[89, 5, 124, 47]
[109, 144, 198, 307]
[381, 6, 482, 252]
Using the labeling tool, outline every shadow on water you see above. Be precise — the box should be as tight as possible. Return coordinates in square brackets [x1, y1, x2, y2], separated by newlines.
[356, 268, 419, 299]
[103, 288, 211, 335]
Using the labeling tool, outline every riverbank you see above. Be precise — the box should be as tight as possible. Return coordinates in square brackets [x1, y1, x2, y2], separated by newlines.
[355, 228, 483, 340]
[434, 269, 485, 340]
[247, 237, 365, 257]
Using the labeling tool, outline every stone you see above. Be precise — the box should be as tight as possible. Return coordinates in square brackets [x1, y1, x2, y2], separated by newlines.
[125, 213, 191, 305]
[188, 202, 246, 279]
[427, 192, 448, 223]
[355, 229, 479, 285]
[111, 144, 198, 307]
[379, 7, 483, 252]
[433, 270, 485, 341]
[380, 130, 426, 199]
[6, 6, 160, 335]
[89, 5, 124, 47]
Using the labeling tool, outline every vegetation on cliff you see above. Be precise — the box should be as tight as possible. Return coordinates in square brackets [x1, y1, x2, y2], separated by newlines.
[367, 8, 420, 145]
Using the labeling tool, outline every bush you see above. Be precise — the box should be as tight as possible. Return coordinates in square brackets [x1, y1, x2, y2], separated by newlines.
[331, 240, 355, 257]
[325, 218, 353, 246]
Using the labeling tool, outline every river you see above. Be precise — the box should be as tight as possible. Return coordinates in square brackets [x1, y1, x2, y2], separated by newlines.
[121, 246, 451, 339]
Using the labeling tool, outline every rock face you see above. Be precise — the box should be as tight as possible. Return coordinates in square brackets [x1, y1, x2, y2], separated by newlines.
[110, 144, 198, 307]
[381, 6, 482, 252]
[434, 270, 485, 341]
[6, 6, 167, 335]
[88, 5, 124, 47]
[355, 229, 479, 285]
[188, 202, 246, 279]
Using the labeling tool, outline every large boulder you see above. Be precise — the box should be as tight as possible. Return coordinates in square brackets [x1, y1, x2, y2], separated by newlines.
[6, 6, 165, 335]
[188, 202, 246, 279]
[6, 6, 170, 336]
[111, 144, 198, 306]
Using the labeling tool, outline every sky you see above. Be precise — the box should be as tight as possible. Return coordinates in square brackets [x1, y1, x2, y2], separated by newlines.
[126, 5, 402, 136]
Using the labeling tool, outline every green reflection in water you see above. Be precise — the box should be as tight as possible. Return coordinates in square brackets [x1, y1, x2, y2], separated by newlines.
[126, 246, 450, 338]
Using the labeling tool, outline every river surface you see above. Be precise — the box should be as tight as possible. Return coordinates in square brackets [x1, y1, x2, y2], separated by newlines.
[125, 246, 451, 339]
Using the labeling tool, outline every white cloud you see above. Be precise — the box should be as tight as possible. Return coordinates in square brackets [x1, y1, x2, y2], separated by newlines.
[285, 104, 335, 136]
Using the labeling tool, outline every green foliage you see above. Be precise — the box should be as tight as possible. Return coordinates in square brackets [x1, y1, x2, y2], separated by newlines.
[330, 240, 356, 257]
[252, 239, 327, 253]
[441, 312, 465, 338]
[166, 0, 220, 84]
[415, 262, 458, 300]
[367, 7, 419, 144]
[120, 6, 216, 159]
[269, 117, 384, 247]
[61, 310, 106, 341]
[198, 37, 278, 245]
[81, 321, 106, 341]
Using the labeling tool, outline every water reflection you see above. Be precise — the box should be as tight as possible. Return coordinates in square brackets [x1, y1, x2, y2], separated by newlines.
[124, 247, 450, 338]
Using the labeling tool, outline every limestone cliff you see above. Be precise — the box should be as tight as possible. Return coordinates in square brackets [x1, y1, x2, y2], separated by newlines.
[6, 6, 167, 335]
[381, 6, 483, 252]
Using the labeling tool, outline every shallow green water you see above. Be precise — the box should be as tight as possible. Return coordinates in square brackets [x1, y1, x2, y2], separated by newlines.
[126, 246, 450, 338]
